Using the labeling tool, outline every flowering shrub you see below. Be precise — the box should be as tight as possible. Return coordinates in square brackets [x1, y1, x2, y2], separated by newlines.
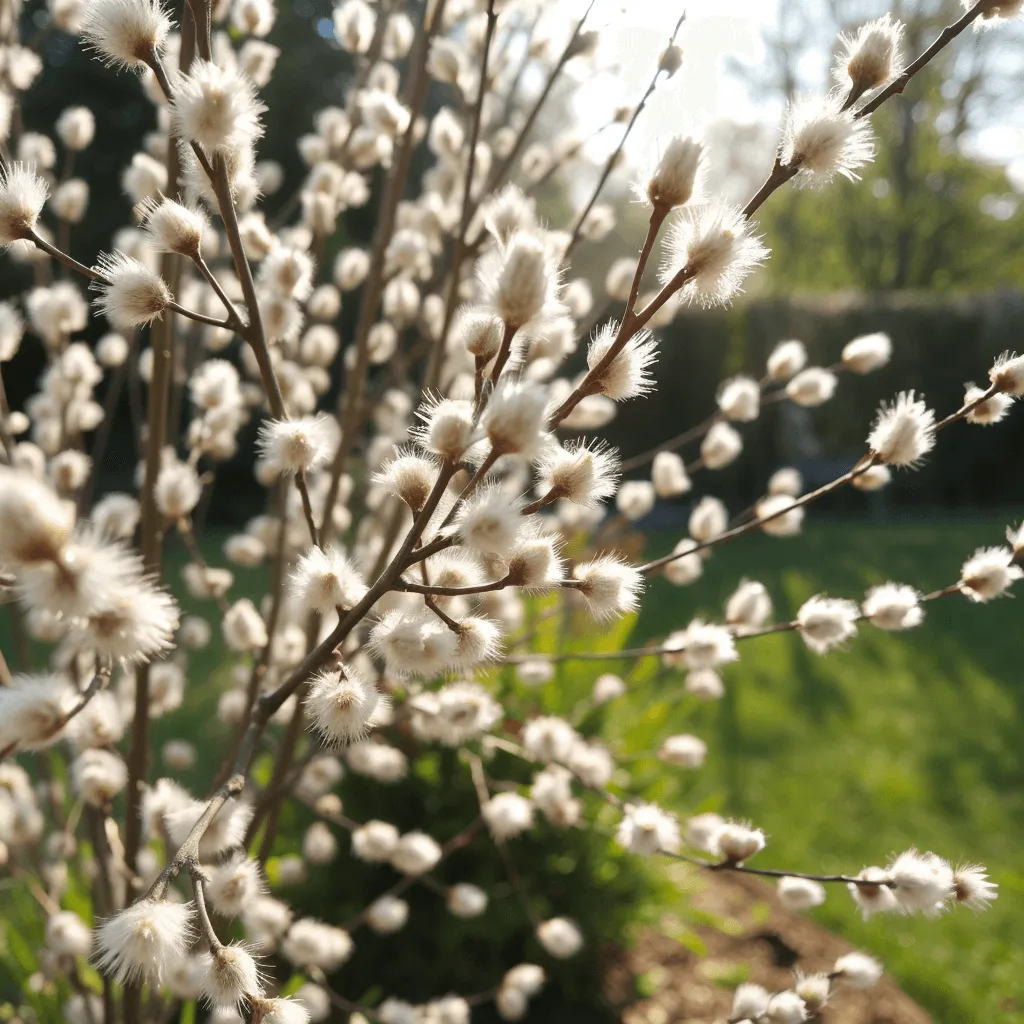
[0, 1, 1022, 1022]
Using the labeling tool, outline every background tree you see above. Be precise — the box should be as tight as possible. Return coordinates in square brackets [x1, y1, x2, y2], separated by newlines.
[738, 0, 1024, 290]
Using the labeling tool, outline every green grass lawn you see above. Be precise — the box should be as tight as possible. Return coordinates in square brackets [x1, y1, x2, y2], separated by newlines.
[566, 519, 1024, 1024]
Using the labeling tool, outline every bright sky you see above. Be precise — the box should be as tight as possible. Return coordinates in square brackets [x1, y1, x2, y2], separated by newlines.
[559, 0, 1024, 188]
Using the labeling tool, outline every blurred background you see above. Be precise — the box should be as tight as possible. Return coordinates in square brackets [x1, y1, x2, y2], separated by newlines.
[3, 1, 1023, 1022]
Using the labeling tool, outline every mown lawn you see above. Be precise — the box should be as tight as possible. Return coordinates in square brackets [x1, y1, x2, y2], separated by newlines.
[561, 519, 1024, 1024]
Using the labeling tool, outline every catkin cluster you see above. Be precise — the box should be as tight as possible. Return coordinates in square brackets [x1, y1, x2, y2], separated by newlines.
[0, 1, 1021, 1022]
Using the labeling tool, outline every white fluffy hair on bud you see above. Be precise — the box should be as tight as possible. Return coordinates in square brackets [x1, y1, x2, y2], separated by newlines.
[777, 875, 827, 911]
[198, 942, 264, 1009]
[717, 375, 761, 422]
[782, 94, 875, 185]
[786, 367, 837, 407]
[92, 251, 171, 330]
[171, 60, 265, 154]
[660, 201, 770, 307]
[483, 792, 535, 840]
[256, 414, 336, 475]
[535, 917, 583, 959]
[640, 134, 705, 210]
[836, 14, 904, 94]
[616, 802, 681, 856]
[571, 556, 643, 621]
[710, 820, 767, 864]
[537, 438, 619, 507]
[964, 384, 1014, 426]
[250, 996, 312, 1024]
[139, 196, 208, 256]
[796, 595, 859, 653]
[959, 545, 1022, 602]
[861, 582, 923, 630]
[94, 898, 195, 986]
[305, 665, 386, 746]
[842, 332, 892, 374]
[0, 164, 49, 245]
[989, 351, 1024, 395]
[868, 391, 936, 467]
[688, 495, 728, 543]
[456, 486, 524, 555]
[478, 229, 561, 331]
[767, 338, 808, 380]
[80, 0, 173, 70]
[833, 951, 884, 988]
[390, 830, 442, 875]
[483, 381, 549, 457]
[586, 321, 658, 401]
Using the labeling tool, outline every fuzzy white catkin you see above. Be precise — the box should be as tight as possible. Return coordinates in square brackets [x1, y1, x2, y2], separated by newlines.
[833, 952, 883, 988]
[963, 383, 1014, 426]
[484, 792, 534, 840]
[616, 802, 681, 856]
[390, 831, 442, 875]
[777, 875, 826, 911]
[592, 674, 626, 704]
[990, 351, 1024, 395]
[786, 367, 837, 407]
[764, 990, 808, 1024]
[660, 200, 770, 307]
[842, 332, 891, 373]
[0, 165, 50, 245]
[651, 451, 691, 497]
[94, 899, 195, 986]
[701, 421, 743, 469]
[0, 7, 1016, 1018]
[726, 579, 773, 628]
[535, 918, 583, 959]
[80, 0, 173, 70]
[616, 480, 655, 521]
[782, 95, 875, 185]
[56, 106, 96, 150]
[140, 196, 207, 256]
[732, 983, 770, 1021]
[367, 895, 409, 934]
[689, 495, 727, 543]
[448, 883, 488, 918]
[658, 734, 707, 768]
[837, 14, 904, 94]
[796, 595, 859, 653]
[586, 322, 658, 401]
[643, 135, 704, 209]
[868, 391, 936, 467]
[710, 821, 766, 863]
[767, 339, 807, 380]
[171, 60, 265, 154]
[93, 251, 170, 330]
[959, 546, 1022, 602]
[198, 942, 263, 1009]
[256, 415, 335, 474]
[46, 910, 94, 957]
[718, 375, 761, 421]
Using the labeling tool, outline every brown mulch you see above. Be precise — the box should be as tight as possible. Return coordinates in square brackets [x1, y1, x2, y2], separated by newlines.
[604, 870, 932, 1024]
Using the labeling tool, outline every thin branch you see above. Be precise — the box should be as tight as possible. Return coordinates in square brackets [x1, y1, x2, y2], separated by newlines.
[499, 567, 967, 666]
[423, 0, 500, 393]
[563, 13, 686, 260]
[644, 380, 1005, 574]
[477, 0, 597, 208]
[189, 863, 224, 950]
[552, 3, 989, 433]
[318, 0, 451, 536]
[856, 2, 987, 119]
